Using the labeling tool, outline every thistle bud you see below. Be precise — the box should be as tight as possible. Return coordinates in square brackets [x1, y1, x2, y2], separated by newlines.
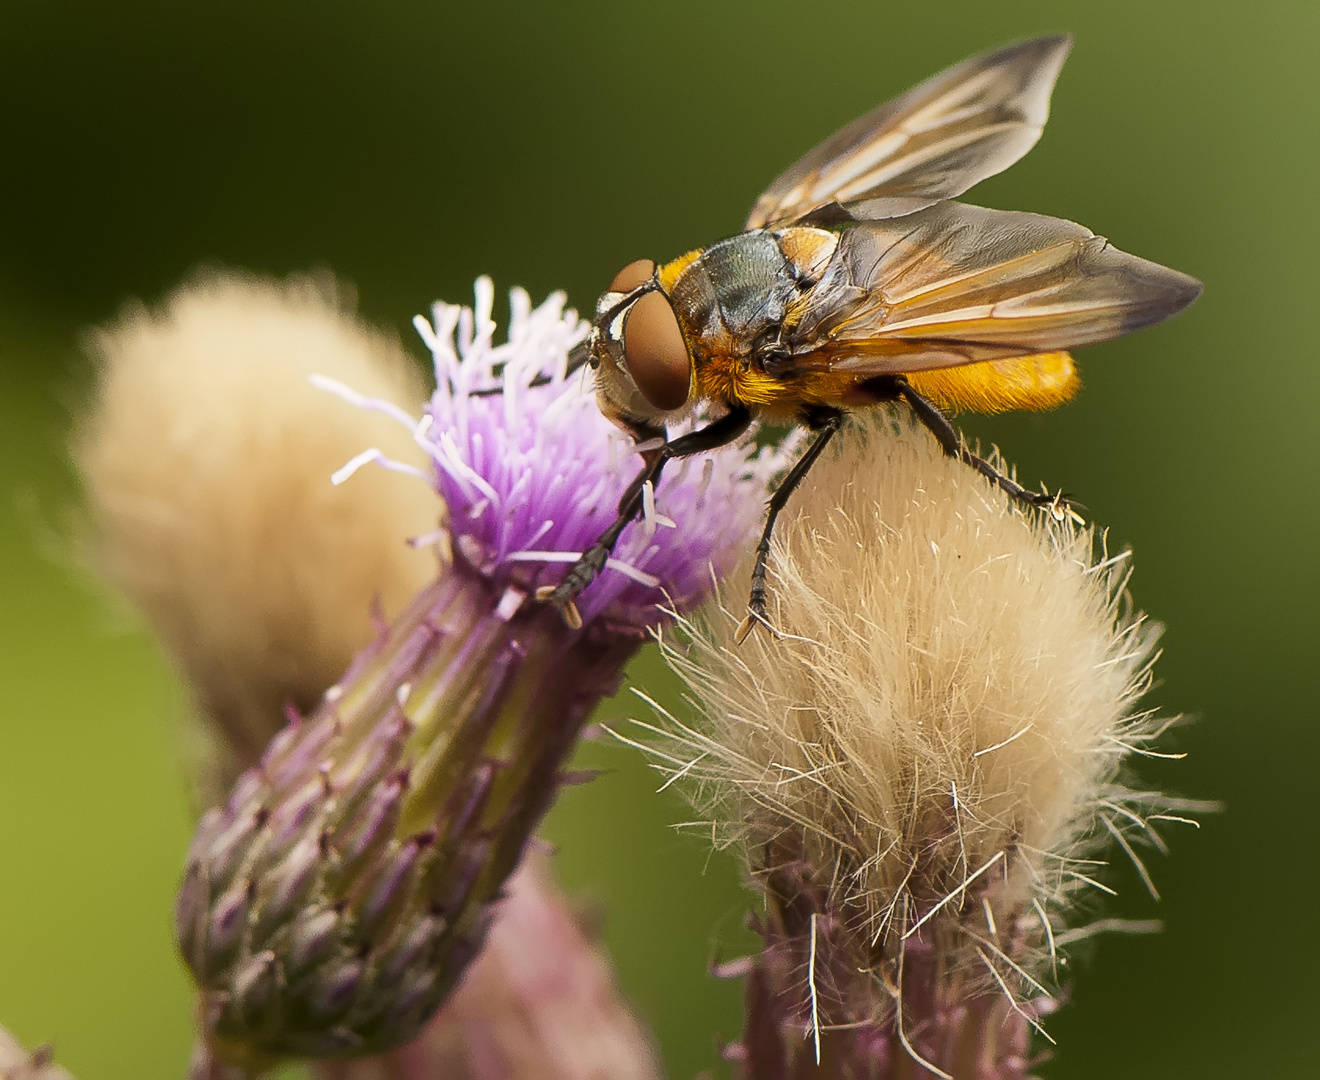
[74, 271, 438, 796]
[311, 857, 664, 1080]
[168, 279, 797, 1073]
[0, 1027, 74, 1080]
[637, 411, 1203, 1078]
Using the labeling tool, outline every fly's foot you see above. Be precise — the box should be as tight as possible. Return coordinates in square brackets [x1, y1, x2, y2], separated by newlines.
[1025, 486, 1085, 525]
[734, 603, 771, 645]
[734, 559, 772, 645]
[533, 584, 583, 630]
[534, 544, 611, 630]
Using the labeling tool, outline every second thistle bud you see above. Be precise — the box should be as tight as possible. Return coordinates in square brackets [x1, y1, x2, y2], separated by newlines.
[172, 281, 798, 1073]
[177, 569, 641, 1068]
[177, 588, 480, 1056]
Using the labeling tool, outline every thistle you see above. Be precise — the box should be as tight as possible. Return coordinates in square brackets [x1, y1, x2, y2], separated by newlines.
[307, 857, 664, 1080]
[171, 278, 794, 1075]
[74, 271, 439, 794]
[0, 1027, 74, 1080]
[630, 411, 1203, 1078]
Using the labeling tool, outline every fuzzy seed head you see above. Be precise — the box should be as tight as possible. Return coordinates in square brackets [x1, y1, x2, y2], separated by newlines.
[75, 271, 439, 779]
[0, 1026, 74, 1080]
[647, 411, 1178, 991]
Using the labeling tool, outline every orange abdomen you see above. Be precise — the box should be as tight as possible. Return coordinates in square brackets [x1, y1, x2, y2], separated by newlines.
[903, 352, 1079, 413]
[694, 349, 1079, 419]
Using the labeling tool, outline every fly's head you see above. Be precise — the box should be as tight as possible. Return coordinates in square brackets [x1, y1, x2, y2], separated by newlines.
[589, 259, 695, 432]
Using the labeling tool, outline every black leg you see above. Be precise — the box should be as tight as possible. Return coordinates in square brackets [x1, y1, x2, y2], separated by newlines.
[736, 406, 843, 644]
[537, 405, 753, 627]
[896, 378, 1075, 517]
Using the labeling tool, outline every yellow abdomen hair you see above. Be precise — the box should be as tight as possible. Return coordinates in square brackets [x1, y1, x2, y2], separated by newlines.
[692, 349, 1079, 419]
[905, 352, 1080, 414]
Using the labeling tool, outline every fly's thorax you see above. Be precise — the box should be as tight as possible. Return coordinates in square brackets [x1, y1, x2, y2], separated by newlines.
[664, 232, 798, 359]
[771, 225, 840, 288]
[777, 222, 891, 358]
[665, 228, 843, 372]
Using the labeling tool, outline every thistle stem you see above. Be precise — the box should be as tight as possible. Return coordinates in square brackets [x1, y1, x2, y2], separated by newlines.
[739, 852, 1050, 1079]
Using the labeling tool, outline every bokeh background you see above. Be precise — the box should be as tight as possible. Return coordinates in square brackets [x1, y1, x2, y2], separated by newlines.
[1, 1, 1315, 1077]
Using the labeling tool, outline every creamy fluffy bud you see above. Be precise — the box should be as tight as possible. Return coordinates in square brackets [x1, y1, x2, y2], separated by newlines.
[635, 410, 1199, 1076]
[74, 271, 438, 791]
[0, 1027, 75, 1080]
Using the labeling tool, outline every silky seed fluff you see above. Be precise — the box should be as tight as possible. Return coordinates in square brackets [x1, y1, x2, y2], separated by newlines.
[642, 408, 1174, 970]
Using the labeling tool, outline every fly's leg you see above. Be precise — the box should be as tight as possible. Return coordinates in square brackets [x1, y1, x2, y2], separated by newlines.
[736, 406, 843, 644]
[896, 378, 1078, 519]
[538, 405, 752, 628]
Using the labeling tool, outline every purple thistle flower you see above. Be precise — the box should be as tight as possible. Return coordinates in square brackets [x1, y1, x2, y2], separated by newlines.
[178, 279, 795, 1076]
[321, 276, 795, 629]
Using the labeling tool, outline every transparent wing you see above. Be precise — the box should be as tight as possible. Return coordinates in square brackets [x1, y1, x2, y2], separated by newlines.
[780, 202, 1202, 373]
[745, 36, 1072, 231]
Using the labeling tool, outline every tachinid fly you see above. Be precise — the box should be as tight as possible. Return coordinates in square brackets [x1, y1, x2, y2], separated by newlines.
[536, 36, 1201, 638]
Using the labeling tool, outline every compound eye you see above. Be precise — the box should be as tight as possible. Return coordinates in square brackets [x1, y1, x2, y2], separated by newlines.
[623, 291, 691, 411]
[609, 259, 656, 294]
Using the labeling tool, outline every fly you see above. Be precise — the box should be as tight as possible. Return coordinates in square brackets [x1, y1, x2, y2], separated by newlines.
[535, 36, 1201, 638]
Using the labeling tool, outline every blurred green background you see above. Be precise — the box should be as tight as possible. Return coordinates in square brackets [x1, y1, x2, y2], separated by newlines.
[0, 1, 1315, 1077]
